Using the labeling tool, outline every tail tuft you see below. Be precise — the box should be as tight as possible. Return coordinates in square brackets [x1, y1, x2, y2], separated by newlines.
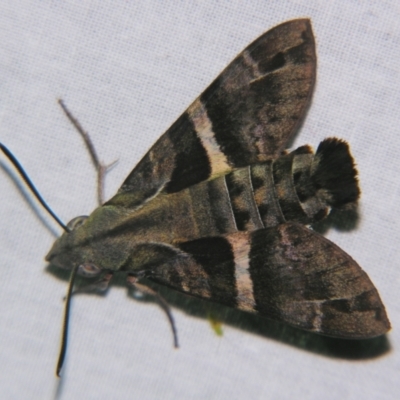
[311, 138, 360, 208]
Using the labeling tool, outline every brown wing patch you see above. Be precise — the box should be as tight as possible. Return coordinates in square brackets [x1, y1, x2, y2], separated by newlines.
[249, 223, 390, 339]
[108, 19, 316, 209]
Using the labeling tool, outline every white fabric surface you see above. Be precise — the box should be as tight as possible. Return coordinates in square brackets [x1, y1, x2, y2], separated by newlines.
[1, 1, 399, 399]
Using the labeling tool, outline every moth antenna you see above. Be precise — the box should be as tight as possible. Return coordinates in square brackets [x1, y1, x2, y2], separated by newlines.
[56, 264, 79, 377]
[58, 99, 117, 206]
[127, 275, 179, 348]
[0, 143, 69, 232]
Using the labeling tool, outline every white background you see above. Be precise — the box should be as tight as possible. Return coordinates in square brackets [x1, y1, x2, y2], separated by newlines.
[1, 1, 399, 399]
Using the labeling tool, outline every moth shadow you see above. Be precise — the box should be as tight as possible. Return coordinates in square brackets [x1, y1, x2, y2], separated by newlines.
[152, 281, 391, 361]
[46, 265, 391, 361]
[312, 206, 360, 234]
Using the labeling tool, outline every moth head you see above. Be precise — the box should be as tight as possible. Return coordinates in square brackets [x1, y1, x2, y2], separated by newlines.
[45, 215, 101, 277]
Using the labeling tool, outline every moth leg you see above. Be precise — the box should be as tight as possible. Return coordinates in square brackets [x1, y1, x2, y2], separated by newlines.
[70, 272, 114, 296]
[58, 99, 117, 205]
[126, 274, 179, 348]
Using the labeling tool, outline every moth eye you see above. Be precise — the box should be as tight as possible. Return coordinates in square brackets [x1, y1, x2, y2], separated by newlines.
[78, 263, 101, 277]
[67, 216, 89, 230]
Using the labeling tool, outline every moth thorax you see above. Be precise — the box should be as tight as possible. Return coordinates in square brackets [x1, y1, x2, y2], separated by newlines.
[273, 138, 360, 224]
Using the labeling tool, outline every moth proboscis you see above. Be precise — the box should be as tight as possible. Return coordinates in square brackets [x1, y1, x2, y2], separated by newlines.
[1, 19, 390, 377]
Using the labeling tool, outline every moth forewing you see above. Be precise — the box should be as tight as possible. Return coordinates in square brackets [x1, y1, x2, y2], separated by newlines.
[4, 18, 391, 375]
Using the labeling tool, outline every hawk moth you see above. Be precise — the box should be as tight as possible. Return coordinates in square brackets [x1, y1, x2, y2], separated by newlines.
[2, 18, 390, 375]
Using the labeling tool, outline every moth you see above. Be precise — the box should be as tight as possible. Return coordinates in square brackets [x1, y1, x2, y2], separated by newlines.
[1, 19, 390, 376]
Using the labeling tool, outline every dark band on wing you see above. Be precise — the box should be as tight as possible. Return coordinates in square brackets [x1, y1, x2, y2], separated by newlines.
[248, 227, 284, 320]
[165, 113, 211, 193]
[178, 236, 237, 307]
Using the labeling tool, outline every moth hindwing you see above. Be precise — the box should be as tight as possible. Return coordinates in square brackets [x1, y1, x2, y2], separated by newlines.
[41, 18, 389, 364]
